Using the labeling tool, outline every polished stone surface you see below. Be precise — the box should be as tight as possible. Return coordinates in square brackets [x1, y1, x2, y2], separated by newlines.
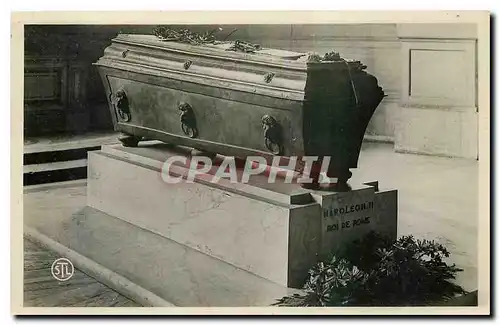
[371, 189, 398, 241]
[103, 143, 313, 204]
[351, 142, 478, 291]
[24, 142, 478, 294]
[310, 184, 398, 258]
[87, 144, 398, 288]
[25, 204, 299, 307]
[87, 148, 321, 288]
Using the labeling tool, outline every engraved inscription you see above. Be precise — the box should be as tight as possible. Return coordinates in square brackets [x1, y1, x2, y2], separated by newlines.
[323, 199, 374, 233]
[326, 216, 371, 232]
[323, 201, 374, 218]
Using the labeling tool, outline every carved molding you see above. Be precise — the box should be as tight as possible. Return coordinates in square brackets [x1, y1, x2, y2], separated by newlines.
[96, 60, 306, 102]
[396, 23, 478, 40]
[400, 41, 476, 110]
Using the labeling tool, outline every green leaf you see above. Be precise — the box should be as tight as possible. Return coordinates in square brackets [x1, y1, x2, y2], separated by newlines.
[274, 231, 466, 307]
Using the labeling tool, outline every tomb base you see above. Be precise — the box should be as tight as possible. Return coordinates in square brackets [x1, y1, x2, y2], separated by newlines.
[25, 142, 398, 306]
[88, 143, 398, 287]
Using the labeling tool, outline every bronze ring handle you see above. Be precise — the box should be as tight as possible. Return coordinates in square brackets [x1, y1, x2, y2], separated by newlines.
[261, 114, 283, 155]
[178, 102, 198, 138]
[111, 89, 131, 122]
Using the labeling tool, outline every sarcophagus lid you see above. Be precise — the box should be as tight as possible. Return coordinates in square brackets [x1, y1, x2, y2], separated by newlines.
[94, 32, 385, 187]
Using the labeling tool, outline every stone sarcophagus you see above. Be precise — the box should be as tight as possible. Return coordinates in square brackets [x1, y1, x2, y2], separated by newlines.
[94, 33, 385, 188]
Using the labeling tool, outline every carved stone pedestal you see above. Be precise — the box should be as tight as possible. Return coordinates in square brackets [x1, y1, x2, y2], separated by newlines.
[87, 143, 398, 287]
[88, 143, 320, 288]
[25, 142, 399, 306]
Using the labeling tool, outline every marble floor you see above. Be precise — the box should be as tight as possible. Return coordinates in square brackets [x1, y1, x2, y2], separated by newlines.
[23, 237, 141, 307]
[23, 141, 480, 296]
[352, 142, 479, 292]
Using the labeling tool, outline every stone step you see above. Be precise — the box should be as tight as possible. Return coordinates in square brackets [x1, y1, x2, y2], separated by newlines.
[23, 166, 88, 186]
[25, 205, 300, 307]
[24, 159, 87, 174]
[23, 132, 120, 186]
[24, 132, 120, 155]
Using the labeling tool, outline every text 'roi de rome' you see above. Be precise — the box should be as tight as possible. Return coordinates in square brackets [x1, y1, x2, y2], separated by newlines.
[323, 201, 374, 218]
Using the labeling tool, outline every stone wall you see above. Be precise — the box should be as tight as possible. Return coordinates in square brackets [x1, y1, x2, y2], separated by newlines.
[24, 25, 155, 136]
[219, 23, 478, 158]
[395, 24, 478, 159]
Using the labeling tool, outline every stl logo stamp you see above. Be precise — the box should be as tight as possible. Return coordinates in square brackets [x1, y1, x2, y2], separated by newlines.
[51, 258, 74, 281]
